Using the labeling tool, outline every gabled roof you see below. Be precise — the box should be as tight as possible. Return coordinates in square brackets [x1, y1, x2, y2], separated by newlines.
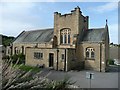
[82, 28, 107, 42]
[13, 28, 54, 43]
[13, 27, 107, 44]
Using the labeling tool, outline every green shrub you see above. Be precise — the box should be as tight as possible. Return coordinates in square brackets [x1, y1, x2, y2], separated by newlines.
[108, 59, 114, 65]
[2, 55, 10, 60]
[17, 65, 40, 72]
[47, 77, 75, 90]
[18, 53, 25, 64]
[2, 59, 75, 89]
[10, 53, 25, 64]
[10, 54, 18, 63]
[2, 59, 48, 89]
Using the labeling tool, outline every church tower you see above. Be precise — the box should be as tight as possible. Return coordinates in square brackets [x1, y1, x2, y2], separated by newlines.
[53, 6, 89, 48]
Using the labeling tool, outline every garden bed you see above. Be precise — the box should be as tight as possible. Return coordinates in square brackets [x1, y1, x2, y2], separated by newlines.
[15, 64, 41, 72]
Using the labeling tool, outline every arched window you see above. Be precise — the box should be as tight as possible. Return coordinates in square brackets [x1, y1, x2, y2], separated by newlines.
[60, 28, 71, 44]
[86, 47, 95, 59]
[91, 51, 94, 58]
[64, 34, 67, 44]
[86, 51, 89, 58]
[68, 34, 70, 44]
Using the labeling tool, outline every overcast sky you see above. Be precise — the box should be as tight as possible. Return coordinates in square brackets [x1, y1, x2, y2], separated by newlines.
[0, 1, 119, 44]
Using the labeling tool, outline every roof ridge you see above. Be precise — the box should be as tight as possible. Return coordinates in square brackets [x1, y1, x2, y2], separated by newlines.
[89, 27, 105, 30]
[25, 28, 54, 32]
[12, 31, 25, 43]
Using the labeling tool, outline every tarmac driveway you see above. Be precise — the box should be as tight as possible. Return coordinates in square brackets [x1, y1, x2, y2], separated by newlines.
[39, 67, 119, 88]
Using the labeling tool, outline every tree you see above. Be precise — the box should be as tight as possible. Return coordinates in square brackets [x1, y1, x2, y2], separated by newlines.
[1, 35, 15, 47]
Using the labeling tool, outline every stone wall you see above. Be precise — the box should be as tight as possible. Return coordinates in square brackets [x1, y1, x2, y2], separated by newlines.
[67, 49, 81, 71]
[11, 6, 109, 72]
[77, 42, 106, 72]
[12, 43, 52, 55]
[26, 48, 69, 71]
[54, 7, 89, 47]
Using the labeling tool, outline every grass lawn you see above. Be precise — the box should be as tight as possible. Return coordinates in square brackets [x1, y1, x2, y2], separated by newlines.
[15, 64, 41, 72]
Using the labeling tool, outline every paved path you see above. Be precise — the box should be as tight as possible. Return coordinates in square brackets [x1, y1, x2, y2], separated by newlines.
[39, 67, 119, 88]
[0, 63, 119, 89]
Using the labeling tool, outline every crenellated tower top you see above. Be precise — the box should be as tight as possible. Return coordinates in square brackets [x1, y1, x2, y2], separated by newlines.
[54, 6, 89, 45]
[54, 6, 82, 17]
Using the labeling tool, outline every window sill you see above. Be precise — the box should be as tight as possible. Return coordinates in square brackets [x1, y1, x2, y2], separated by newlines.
[34, 58, 43, 60]
[60, 43, 70, 45]
[85, 58, 95, 60]
[61, 60, 64, 62]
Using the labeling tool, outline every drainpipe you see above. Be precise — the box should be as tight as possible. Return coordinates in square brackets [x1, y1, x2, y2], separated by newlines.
[100, 43, 102, 72]
[64, 49, 67, 71]
[56, 49, 59, 70]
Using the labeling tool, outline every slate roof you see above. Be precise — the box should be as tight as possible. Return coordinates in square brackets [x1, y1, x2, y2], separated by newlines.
[13, 28, 54, 43]
[13, 27, 107, 44]
[82, 28, 106, 42]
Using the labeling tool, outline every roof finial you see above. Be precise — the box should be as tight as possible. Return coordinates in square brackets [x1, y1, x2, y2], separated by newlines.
[75, 6, 80, 10]
[105, 19, 108, 29]
[106, 19, 108, 25]
[77, 6, 79, 8]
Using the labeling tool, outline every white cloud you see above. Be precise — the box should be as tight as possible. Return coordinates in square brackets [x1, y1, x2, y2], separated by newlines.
[89, 2, 118, 13]
[0, 2, 38, 36]
[0, 2, 54, 37]
[0, 19, 36, 36]
[0, 2, 35, 15]
[0, 2, 118, 44]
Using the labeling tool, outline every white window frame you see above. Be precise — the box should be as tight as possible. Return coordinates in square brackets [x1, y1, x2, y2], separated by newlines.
[86, 48, 95, 59]
[34, 52, 43, 60]
[60, 28, 71, 44]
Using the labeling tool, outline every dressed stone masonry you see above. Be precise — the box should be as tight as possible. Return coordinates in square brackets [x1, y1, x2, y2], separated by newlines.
[10, 6, 109, 72]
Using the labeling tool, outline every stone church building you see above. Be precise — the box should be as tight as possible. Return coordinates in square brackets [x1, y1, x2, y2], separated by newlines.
[11, 6, 109, 72]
